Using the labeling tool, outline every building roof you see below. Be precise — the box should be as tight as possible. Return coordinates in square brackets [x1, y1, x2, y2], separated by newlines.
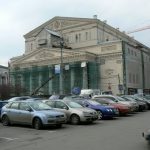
[0, 65, 8, 69]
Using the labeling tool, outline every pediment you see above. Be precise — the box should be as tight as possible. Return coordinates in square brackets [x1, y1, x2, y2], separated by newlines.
[25, 51, 56, 62]
[24, 16, 96, 38]
[11, 48, 85, 64]
[21, 50, 59, 63]
[10, 48, 97, 69]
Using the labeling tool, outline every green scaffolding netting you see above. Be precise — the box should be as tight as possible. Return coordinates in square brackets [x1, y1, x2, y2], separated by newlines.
[10, 62, 100, 96]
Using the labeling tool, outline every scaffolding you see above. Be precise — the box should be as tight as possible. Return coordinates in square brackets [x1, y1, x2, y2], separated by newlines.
[10, 61, 100, 96]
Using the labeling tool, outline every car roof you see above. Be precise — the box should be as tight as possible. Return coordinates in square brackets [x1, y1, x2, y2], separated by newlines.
[8, 96, 31, 101]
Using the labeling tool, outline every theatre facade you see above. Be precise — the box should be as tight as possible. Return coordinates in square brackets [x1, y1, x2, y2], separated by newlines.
[9, 16, 150, 96]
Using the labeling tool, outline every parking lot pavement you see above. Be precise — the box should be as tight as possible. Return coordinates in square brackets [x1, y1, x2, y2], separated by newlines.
[0, 111, 150, 150]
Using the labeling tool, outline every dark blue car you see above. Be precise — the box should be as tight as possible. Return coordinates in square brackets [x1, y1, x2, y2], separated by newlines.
[75, 100, 119, 120]
[0, 101, 8, 117]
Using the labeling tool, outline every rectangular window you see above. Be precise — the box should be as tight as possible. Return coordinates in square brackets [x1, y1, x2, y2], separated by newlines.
[31, 43, 33, 51]
[128, 48, 130, 55]
[129, 73, 132, 83]
[134, 51, 137, 56]
[79, 33, 81, 42]
[75, 34, 78, 43]
[85, 32, 88, 40]
[133, 74, 135, 84]
[131, 50, 134, 55]
[136, 74, 138, 84]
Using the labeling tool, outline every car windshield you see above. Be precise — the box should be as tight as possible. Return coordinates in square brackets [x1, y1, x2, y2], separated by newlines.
[66, 101, 83, 108]
[127, 95, 136, 100]
[88, 100, 100, 105]
[29, 102, 52, 111]
[63, 96, 83, 100]
[116, 96, 125, 101]
[145, 95, 150, 100]
[49, 95, 59, 100]
[122, 97, 132, 101]
[134, 96, 143, 101]
[94, 98, 116, 104]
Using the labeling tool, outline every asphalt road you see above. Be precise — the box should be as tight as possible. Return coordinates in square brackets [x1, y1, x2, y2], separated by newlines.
[0, 111, 150, 150]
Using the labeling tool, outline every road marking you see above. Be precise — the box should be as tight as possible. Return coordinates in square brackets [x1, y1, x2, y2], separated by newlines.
[0, 137, 19, 141]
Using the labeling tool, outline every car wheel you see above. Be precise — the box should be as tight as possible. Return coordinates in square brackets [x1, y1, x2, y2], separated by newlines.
[70, 114, 80, 125]
[33, 118, 42, 130]
[56, 124, 62, 128]
[97, 110, 103, 120]
[2, 115, 10, 126]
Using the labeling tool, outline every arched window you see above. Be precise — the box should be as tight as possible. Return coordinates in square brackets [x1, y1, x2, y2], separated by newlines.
[75, 34, 78, 43]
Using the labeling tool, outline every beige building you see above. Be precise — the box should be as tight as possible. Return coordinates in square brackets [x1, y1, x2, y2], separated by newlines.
[9, 16, 150, 96]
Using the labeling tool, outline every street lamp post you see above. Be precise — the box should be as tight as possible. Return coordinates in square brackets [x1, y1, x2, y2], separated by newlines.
[60, 38, 64, 94]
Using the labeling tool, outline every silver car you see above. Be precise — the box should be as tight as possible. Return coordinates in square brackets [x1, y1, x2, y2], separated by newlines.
[93, 95, 138, 112]
[8, 96, 31, 102]
[1, 101, 67, 129]
[44, 100, 98, 125]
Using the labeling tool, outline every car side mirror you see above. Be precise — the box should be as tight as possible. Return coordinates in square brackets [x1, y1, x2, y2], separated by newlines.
[62, 106, 69, 110]
[85, 104, 89, 107]
[26, 108, 32, 112]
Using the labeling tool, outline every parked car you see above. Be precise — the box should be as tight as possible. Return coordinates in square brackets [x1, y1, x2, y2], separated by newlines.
[126, 95, 149, 110]
[63, 95, 86, 101]
[142, 129, 150, 143]
[0, 101, 8, 118]
[26, 98, 43, 101]
[1, 101, 66, 129]
[92, 97, 130, 115]
[134, 94, 150, 109]
[74, 99, 119, 119]
[121, 95, 146, 112]
[49, 95, 67, 100]
[93, 95, 138, 113]
[8, 96, 31, 102]
[144, 95, 150, 100]
[44, 100, 98, 125]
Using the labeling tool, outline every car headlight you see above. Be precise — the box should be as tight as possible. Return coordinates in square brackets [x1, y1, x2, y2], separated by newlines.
[83, 111, 90, 115]
[106, 109, 112, 112]
[48, 115, 55, 118]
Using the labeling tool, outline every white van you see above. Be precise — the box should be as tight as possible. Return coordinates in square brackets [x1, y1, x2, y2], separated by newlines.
[80, 89, 101, 98]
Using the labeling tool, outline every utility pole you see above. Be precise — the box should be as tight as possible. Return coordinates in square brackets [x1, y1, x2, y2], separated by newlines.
[118, 74, 121, 85]
[60, 38, 64, 94]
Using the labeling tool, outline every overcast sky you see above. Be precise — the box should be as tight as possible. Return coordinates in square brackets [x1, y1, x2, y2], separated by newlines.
[0, 0, 150, 66]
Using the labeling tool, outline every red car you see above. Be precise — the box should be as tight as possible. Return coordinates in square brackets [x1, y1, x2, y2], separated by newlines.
[93, 97, 130, 115]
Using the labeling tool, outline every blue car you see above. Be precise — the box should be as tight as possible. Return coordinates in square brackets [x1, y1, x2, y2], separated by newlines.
[75, 100, 119, 119]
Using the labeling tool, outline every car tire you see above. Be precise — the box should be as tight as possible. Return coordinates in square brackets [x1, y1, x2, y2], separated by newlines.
[56, 124, 62, 128]
[97, 110, 103, 120]
[70, 114, 80, 125]
[33, 118, 43, 130]
[2, 115, 10, 126]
